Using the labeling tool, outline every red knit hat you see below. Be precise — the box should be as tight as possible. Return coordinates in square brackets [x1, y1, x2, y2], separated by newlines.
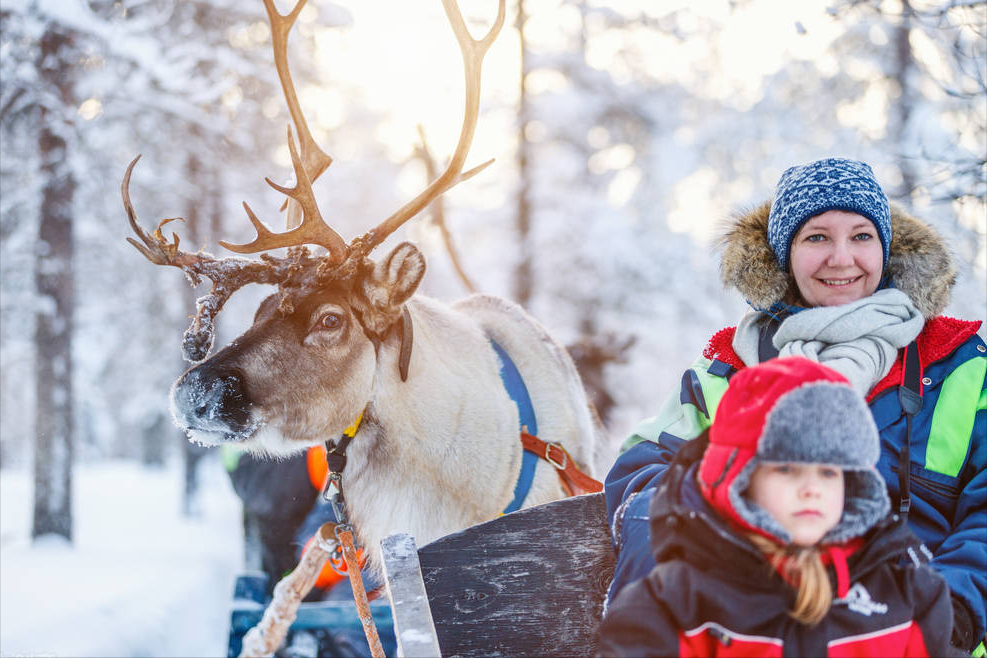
[698, 356, 889, 545]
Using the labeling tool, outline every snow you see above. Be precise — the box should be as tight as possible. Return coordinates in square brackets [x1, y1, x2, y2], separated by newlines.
[0, 457, 244, 658]
[399, 628, 433, 645]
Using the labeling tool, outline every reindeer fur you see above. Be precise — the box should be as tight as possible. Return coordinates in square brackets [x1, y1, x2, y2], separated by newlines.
[171, 243, 609, 575]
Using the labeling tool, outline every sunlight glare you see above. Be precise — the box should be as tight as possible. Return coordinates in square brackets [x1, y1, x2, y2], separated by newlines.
[526, 69, 569, 94]
[589, 143, 635, 174]
[608, 167, 641, 207]
[77, 98, 102, 121]
[667, 165, 755, 242]
[525, 119, 548, 143]
[300, 85, 344, 131]
[262, 95, 281, 120]
[222, 85, 244, 112]
[836, 83, 889, 139]
[668, 167, 718, 235]
[584, 0, 841, 109]
[868, 24, 889, 46]
[526, 1, 582, 50]
[587, 126, 610, 149]
[909, 28, 953, 92]
[311, 0, 519, 191]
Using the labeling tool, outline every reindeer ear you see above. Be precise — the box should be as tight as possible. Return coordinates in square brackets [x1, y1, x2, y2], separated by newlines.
[377, 242, 426, 306]
[355, 243, 425, 335]
[384, 242, 427, 304]
[360, 242, 425, 312]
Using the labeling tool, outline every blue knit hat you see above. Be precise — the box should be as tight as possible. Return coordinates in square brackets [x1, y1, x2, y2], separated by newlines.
[767, 158, 891, 270]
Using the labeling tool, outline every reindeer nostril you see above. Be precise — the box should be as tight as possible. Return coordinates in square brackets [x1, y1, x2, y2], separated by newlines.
[218, 372, 251, 429]
[220, 373, 244, 404]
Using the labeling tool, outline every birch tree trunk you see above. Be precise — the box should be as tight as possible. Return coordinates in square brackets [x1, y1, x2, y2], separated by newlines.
[32, 26, 76, 541]
[891, 0, 918, 199]
[514, 0, 534, 307]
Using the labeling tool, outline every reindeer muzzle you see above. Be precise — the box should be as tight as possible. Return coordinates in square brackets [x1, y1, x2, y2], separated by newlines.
[171, 366, 253, 440]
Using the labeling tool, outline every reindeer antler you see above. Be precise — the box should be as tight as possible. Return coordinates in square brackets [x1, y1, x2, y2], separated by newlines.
[220, 0, 346, 262]
[224, 0, 505, 264]
[352, 0, 505, 257]
[122, 155, 300, 362]
[260, 0, 332, 201]
[221, 124, 348, 264]
[123, 0, 504, 359]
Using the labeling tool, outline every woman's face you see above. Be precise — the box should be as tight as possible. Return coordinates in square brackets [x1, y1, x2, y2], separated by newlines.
[789, 210, 884, 307]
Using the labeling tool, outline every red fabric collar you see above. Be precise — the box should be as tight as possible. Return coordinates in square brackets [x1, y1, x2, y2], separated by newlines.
[702, 316, 982, 400]
[867, 316, 981, 400]
[769, 537, 864, 598]
[820, 539, 863, 598]
[703, 326, 743, 369]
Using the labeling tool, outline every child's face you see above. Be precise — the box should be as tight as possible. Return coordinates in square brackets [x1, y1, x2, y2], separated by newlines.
[746, 462, 845, 546]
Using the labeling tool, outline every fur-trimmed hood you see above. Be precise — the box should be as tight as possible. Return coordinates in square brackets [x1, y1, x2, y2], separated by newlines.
[719, 201, 956, 319]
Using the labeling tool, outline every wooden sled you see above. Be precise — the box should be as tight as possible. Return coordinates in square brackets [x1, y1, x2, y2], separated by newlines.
[381, 492, 615, 658]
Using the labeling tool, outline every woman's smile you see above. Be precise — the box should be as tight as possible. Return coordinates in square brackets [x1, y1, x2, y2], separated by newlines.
[790, 210, 884, 307]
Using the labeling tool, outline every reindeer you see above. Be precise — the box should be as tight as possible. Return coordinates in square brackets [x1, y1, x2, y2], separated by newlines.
[122, 0, 609, 575]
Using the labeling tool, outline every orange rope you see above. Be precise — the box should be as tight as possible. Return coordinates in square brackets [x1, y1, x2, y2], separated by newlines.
[338, 527, 386, 658]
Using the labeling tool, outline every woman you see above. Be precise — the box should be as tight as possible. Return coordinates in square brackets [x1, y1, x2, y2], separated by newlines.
[603, 157, 985, 654]
[598, 357, 956, 657]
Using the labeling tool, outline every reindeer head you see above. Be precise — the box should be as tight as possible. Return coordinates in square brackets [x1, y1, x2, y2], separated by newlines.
[124, 0, 504, 454]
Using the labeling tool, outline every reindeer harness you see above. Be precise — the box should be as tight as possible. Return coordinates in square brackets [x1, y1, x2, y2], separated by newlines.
[320, 326, 600, 527]
[490, 338, 602, 512]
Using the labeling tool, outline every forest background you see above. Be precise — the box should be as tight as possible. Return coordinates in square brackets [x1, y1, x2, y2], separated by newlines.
[0, 0, 984, 633]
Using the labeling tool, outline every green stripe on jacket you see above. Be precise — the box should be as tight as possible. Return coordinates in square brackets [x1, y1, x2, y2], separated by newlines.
[620, 357, 725, 453]
[926, 356, 987, 477]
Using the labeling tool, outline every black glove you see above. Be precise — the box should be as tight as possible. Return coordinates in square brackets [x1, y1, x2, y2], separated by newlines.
[950, 594, 976, 654]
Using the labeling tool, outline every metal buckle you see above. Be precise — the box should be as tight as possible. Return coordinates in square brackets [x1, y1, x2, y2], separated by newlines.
[545, 442, 568, 470]
[328, 544, 348, 575]
[323, 471, 342, 502]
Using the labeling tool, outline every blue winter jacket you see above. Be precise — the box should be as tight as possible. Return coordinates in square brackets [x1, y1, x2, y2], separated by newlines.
[604, 316, 986, 652]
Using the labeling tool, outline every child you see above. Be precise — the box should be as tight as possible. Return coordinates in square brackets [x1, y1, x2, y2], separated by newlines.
[597, 357, 956, 657]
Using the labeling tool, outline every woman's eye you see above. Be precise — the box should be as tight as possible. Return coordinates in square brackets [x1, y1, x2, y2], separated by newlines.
[319, 313, 343, 330]
[772, 464, 794, 474]
[805, 234, 826, 242]
[853, 232, 874, 241]
[821, 467, 841, 478]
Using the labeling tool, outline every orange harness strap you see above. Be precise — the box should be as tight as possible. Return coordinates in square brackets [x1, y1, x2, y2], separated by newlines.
[520, 431, 603, 497]
[337, 526, 386, 658]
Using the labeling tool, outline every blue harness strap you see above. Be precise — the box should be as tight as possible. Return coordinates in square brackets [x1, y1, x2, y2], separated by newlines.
[489, 338, 539, 514]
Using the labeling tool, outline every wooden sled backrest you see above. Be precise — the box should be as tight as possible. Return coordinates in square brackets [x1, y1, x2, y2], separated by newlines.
[382, 492, 616, 657]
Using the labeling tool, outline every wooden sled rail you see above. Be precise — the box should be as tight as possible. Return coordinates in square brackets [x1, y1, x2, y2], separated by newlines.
[381, 492, 616, 658]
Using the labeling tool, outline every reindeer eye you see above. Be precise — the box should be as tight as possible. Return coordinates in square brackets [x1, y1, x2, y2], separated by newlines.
[319, 313, 343, 330]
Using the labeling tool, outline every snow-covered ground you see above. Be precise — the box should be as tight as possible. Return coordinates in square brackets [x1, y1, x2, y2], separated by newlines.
[0, 457, 244, 657]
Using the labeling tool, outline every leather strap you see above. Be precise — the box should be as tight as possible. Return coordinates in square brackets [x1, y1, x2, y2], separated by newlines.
[489, 338, 540, 513]
[897, 340, 923, 518]
[757, 317, 781, 362]
[398, 306, 413, 382]
[521, 431, 603, 496]
[338, 526, 386, 658]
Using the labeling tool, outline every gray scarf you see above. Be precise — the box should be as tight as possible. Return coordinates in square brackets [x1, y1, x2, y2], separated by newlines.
[733, 288, 924, 395]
